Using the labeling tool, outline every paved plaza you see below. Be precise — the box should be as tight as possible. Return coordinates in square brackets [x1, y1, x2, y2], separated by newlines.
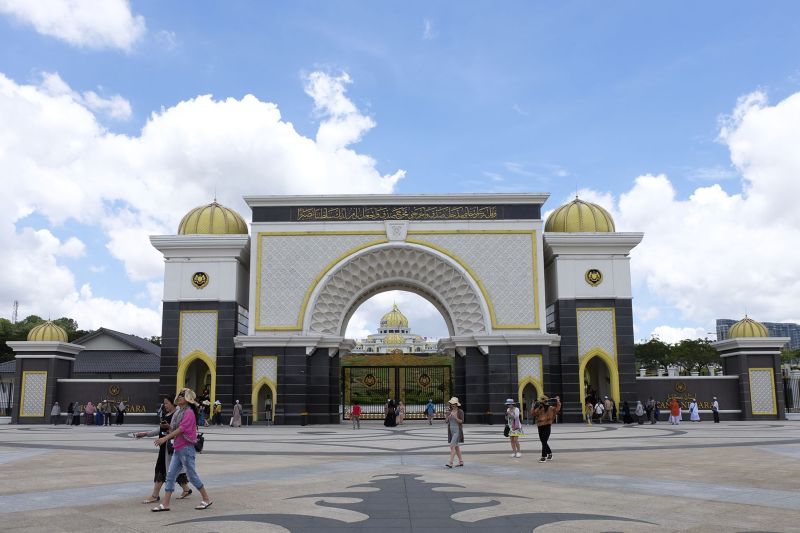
[1, 420, 799, 532]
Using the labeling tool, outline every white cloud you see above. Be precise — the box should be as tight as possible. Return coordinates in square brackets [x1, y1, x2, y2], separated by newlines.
[422, 18, 437, 41]
[651, 325, 710, 344]
[38, 72, 132, 120]
[0, 69, 403, 336]
[600, 89, 800, 336]
[0, 0, 145, 51]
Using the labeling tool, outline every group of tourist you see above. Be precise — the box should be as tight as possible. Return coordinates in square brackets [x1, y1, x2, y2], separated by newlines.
[50, 400, 127, 425]
[585, 395, 721, 425]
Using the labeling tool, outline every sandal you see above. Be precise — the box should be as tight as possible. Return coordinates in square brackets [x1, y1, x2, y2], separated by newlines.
[142, 496, 160, 504]
[151, 504, 170, 512]
[456, 462, 464, 467]
[178, 489, 193, 499]
[195, 500, 213, 510]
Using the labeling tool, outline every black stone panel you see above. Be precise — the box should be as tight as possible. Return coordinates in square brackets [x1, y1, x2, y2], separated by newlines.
[276, 348, 308, 425]
[251, 203, 542, 223]
[462, 348, 488, 424]
[550, 298, 636, 422]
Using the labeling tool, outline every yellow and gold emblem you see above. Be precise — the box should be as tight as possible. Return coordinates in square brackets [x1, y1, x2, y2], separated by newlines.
[585, 269, 602, 286]
[108, 384, 121, 396]
[192, 272, 209, 289]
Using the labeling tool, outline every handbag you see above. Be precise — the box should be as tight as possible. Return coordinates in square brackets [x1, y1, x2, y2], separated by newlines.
[503, 424, 510, 437]
[194, 433, 205, 453]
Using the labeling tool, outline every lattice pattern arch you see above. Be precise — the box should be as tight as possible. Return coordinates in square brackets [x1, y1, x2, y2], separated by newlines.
[179, 311, 218, 363]
[308, 245, 488, 336]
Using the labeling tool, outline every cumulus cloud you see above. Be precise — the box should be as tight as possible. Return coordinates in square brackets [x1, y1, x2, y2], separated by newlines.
[606, 90, 800, 336]
[0, 69, 403, 336]
[0, 0, 146, 51]
[651, 325, 711, 344]
[39, 72, 132, 120]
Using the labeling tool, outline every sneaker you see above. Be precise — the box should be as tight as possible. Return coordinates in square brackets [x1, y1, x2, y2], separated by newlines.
[546, 453, 552, 461]
[538, 457, 547, 463]
[510, 453, 518, 458]
[515, 452, 522, 458]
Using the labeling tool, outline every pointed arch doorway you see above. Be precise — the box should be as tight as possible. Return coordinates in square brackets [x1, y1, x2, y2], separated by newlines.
[579, 351, 620, 416]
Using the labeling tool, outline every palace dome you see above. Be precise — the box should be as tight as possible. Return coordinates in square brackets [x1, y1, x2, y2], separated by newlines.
[178, 201, 248, 235]
[384, 333, 406, 345]
[544, 198, 615, 233]
[27, 321, 68, 342]
[380, 304, 409, 329]
[728, 316, 769, 338]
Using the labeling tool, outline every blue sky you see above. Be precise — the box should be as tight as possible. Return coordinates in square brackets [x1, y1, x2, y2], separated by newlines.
[2, 1, 800, 342]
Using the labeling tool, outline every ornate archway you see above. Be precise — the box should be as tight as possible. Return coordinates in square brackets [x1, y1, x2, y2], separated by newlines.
[305, 243, 489, 337]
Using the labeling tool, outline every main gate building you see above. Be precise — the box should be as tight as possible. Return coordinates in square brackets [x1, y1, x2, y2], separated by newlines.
[150, 193, 644, 424]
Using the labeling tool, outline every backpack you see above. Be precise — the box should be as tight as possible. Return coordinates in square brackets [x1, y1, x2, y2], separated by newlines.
[595, 403, 605, 415]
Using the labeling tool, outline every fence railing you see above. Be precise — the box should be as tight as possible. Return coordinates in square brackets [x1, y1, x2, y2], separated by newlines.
[344, 402, 447, 420]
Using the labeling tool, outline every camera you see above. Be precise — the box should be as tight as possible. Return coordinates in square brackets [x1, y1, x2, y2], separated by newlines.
[535, 398, 558, 409]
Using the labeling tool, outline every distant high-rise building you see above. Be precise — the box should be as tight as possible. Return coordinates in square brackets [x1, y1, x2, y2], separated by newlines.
[717, 318, 800, 350]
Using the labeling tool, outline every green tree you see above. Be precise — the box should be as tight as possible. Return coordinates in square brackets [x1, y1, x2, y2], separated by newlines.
[781, 348, 800, 366]
[671, 339, 718, 374]
[634, 338, 672, 373]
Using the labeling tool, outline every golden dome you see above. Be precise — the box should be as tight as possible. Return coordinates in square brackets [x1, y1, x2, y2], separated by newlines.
[384, 333, 406, 345]
[27, 321, 68, 342]
[728, 316, 769, 338]
[380, 304, 409, 329]
[178, 201, 248, 235]
[544, 198, 615, 233]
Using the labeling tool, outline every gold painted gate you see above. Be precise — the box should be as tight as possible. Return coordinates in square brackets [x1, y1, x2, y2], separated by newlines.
[343, 366, 451, 420]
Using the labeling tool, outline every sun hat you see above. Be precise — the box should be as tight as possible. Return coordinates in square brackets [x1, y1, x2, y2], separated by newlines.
[176, 388, 197, 405]
[214, 400, 221, 405]
[448, 397, 461, 406]
[202, 400, 211, 406]
[505, 398, 515, 405]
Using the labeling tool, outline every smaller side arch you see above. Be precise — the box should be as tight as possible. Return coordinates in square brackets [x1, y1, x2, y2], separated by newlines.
[518, 378, 542, 421]
[251, 378, 277, 423]
[578, 349, 620, 414]
[176, 350, 217, 404]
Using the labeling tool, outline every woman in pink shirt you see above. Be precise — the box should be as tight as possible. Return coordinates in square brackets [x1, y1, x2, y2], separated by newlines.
[151, 388, 213, 512]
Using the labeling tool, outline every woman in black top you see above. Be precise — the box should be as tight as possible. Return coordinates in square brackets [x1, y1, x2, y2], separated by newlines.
[136, 397, 191, 503]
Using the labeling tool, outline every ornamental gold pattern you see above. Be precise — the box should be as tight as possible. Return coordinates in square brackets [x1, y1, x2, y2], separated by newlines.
[544, 198, 615, 233]
[27, 321, 68, 342]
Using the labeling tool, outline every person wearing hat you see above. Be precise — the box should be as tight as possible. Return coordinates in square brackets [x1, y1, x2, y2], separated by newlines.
[712, 397, 720, 423]
[688, 398, 700, 422]
[212, 400, 222, 426]
[231, 399, 243, 427]
[445, 397, 464, 468]
[505, 398, 523, 458]
[199, 400, 211, 427]
[532, 394, 561, 463]
[152, 388, 214, 512]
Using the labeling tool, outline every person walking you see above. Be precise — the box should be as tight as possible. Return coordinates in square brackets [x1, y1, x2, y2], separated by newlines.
[50, 401, 61, 425]
[603, 396, 613, 423]
[621, 401, 633, 424]
[116, 401, 126, 425]
[668, 398, 682, 425]
[424, 399, 435, 425]
[231, 400, 242, 427]
[689, 399, 700, 422]
[445, 397, 464, 468]
[151, 388, 213, 512]
[533, 395, 561, 463]
[584, 400, 594, 425]
[505, 398, 523, 458]
[383, 399, 397, 427]
[72, 402, 82, 426]
[85, 401, 96, 426]
[594, 400, 605, 422]
[66, 402, 74, 425]
[135, 396, 192, 504]
[646, 397, 657, 424]
[712, 397, 720, 423]
[104, 400, 113, 426]
[198, 401, 209, 427]
[635, 400, 645, 424]
[212, 400, 222, 426]
[351, 401, 362, 429]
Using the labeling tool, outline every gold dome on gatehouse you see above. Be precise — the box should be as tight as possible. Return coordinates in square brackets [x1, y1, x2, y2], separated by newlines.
[544, 198, 615, 233]
[178, 201, 248, 235]
[380, 304, 409, 329]
[27, 321, 68, 342]
[384, 333, 406, 345]
[728, 316, 769, 338]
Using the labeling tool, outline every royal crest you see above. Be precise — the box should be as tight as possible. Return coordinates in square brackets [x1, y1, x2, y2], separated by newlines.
[192, 272, 209, 289]
[585, 268, 602, 286]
